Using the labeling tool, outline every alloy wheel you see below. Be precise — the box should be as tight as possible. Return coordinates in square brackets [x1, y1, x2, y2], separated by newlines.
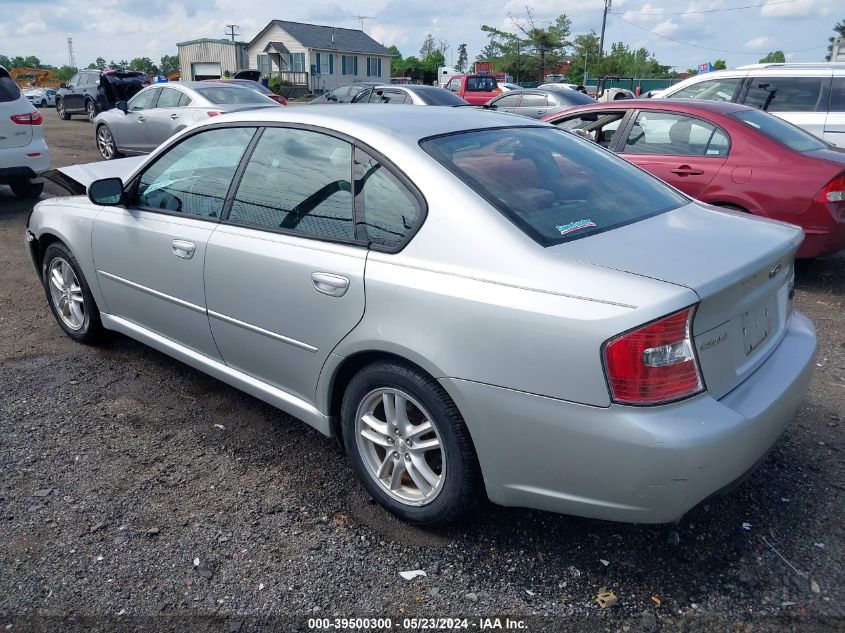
[97, 127, 115, 160]
[86, 101, 96, 122]
[57, 101, 64, 118]
[48, 258, 85, 331]
[355, 388, 446, 506]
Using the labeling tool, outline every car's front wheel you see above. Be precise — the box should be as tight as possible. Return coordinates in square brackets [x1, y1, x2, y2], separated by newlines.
[96, 125, 121, 160]
[42, 242, 105, 344]
[40, 98, 47, 108]
[341, 360, 481, 525]
[56, 99, 70, 120]
[85, 99, 97, 123]
[9, 179, 43, 199]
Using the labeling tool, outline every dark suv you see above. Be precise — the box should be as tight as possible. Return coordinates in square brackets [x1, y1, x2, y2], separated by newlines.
[56, 69, 148, 122]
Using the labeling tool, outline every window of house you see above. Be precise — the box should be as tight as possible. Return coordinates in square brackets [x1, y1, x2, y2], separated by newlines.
[316, 52, 334, 75]
[366, 57, 382, 77]
[342, 55, 358, 76]
[289, 52, 306, 73]
[228, 127, 355, 241]
[257, 54, 271, 75]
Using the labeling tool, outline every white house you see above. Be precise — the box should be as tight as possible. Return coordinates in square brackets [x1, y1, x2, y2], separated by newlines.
[246, 20, 394, 93]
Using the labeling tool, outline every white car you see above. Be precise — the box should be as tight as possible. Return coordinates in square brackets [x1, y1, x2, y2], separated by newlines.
[539, 82, 580, 91]
[0, 66, 50, 198]
[25, 88, 57, 108]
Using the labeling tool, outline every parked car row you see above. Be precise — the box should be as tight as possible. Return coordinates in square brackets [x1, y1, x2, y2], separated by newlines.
[28, 105, 818, 526]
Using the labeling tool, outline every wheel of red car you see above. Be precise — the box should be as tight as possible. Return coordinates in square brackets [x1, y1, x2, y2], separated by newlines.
[56, 99, 70, 120]
[85, 99, 97, 123]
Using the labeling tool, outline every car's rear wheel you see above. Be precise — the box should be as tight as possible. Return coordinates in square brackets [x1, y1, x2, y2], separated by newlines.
[42, 243, 105, 344]
[10, 179, 44, 199]
[85, 99, 97, 123]
[96, 125, 121, 160]
[40, 99, 47, 108]
[56, 99, 70, 120]
[341, 360, 481, 525]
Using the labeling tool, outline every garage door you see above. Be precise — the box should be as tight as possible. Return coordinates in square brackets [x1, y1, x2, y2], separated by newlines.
[192, 62, 221, 80]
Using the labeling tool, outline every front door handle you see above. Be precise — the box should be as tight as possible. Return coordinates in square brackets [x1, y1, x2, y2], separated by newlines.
[670, 165, 704, 176]
[137, 116, 145, 122]
[171, 239, 196, 259]
[311, 272, 349, 297]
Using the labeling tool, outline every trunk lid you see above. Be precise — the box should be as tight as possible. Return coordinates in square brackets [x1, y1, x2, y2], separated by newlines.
[552, 203, 804, 399]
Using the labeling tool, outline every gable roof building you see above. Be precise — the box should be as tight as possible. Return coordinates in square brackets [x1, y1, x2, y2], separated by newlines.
[246, 20, 394, 94]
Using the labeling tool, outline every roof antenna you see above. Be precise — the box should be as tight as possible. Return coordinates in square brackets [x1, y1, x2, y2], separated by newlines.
[353, 15, 375, 32]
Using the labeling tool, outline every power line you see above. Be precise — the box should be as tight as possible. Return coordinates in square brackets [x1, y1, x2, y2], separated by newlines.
[618, 0, 798, 17]
[609, 11, 824, 56]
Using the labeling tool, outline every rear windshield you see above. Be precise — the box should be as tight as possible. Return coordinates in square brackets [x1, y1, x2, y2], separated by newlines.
[196, 86, 271, 104]
[466, 76, 498, 92]
[0, 67, 21, 103]
[417, 89, 468, 106]
[732, 109, 826, 152]
[421, 127, 687, 246]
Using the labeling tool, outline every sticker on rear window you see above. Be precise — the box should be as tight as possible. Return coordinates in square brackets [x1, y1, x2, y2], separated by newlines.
[556, 219, 596, 236]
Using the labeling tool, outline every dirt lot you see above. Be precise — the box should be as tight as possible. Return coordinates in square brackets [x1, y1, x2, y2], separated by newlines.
[0, 108, 843, 632]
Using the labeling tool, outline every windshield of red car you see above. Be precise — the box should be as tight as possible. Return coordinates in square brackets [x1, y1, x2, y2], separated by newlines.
[421, 126, 688, 246]
[733, 109, 826, 152]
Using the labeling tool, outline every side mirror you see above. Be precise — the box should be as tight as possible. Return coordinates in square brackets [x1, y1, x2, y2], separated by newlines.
[88, 178, 124, 206]
[116, 101, 128, 114]
[484, 103, 496, 109]
[59, 83, 68, 90]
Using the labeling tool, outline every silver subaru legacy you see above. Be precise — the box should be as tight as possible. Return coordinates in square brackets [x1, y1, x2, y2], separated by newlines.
[27, 106, 817, 526]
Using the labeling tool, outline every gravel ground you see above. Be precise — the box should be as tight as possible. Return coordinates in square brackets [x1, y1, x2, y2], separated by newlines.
[0, 108, 843, 632]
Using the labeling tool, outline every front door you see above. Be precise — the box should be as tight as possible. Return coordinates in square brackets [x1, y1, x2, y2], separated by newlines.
[618, 110, 729, 198]
[204, 126, 367, 404]
[92, 125, 257, 359]
[63, 73, 83, 112]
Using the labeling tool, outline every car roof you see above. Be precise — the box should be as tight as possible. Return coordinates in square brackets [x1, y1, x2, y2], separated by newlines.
[549, 98, 749, 116]
[206, 104, 544, 146]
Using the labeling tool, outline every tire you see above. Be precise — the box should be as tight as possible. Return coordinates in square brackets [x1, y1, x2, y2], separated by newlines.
[40, 99, 47, 108]
[341, 360, 481, 525]
[41, 242, 105, 344]
[96, 125, 122, 160]
[85, 99, 97, 123]
[10, 179, 44, 199]
[56, 99, 70, 120]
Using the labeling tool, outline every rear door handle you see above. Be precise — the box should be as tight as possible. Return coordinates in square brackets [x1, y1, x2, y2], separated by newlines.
[137, 116, 145, 122]
[311, 272, 349, 297]
[170, 113, 179, 120]
[171, 239, 196, 259]
[670, 165, 704, 176]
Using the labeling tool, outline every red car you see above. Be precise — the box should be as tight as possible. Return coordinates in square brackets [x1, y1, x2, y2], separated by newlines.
[544, 100, 845, 258]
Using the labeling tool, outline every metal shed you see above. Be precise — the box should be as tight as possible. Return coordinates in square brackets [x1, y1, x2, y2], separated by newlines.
[177, 39, 248, 81]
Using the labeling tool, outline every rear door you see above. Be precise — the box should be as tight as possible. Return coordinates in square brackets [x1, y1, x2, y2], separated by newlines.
[204, 126, 367, 403]
[512, 92, 548, 118]
[740, 72, 831, 139]
[92, 125, 257, 359]
[618, 110, 729, 197]
[0, 68, 31, 149]
[824, 76, 845, 147]
[118, 88, 160, 152]
[143, 86, 185, 150]
[489, 92, 522, 114]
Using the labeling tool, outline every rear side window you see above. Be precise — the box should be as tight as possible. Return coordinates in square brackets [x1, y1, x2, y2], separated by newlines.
[178, 93, 193, 107]
[733, 109, 826, 152]
[156, 88, 182, 108]
[228, 128, 355, 240]
[520, 93, 546, 107]
[421, 127, 687, 246]
[830, 78, 845, 112]
[743, 76, 828, 112]
[668, 77, 741, 102]
[354, 147, 423, 250]
[0, 68, 20, 103]
[623, 111, 730, 157]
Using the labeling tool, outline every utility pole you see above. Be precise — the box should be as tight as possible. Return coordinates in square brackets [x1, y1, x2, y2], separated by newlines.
[598, 0, 611, 58]
[225, 24, 240, 42]
[353, 16, 375, 32]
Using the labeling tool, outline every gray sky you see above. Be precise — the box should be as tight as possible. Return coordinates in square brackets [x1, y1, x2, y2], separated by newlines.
[0, 0, 838, 72]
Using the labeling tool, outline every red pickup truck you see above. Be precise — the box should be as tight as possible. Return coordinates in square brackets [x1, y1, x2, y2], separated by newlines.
[444, 74, 502, 105]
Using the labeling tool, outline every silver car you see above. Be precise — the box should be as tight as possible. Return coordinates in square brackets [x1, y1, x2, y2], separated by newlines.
[28, 107, 816, 526]
[92, 81, 280, 160]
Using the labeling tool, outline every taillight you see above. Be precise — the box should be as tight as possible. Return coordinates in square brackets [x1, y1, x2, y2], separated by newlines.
[603, 306, 704, 405]
[815, 173, 845, 203]
[270, 95, 287, 105]
[206, 110, 223, 117]
[10, 112, 43, 125]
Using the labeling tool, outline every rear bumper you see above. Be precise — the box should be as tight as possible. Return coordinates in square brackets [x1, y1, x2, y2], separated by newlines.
[796, 202, 845, 258]
[442, 310, 817, 524]
[0, 139, 50, 183]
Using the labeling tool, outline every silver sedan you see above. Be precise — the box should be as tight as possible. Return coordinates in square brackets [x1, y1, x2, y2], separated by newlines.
[92, 81, 280, 160]
[28, 107, 816, 526]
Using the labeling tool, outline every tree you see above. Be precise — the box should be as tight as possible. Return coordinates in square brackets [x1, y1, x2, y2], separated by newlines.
[93, 57, 107, 71]
[129, 56, 158, 75]
[159, 54, 179, 76]
[759, 50, 785, 63]
[480, 9, 571, 81]
[714, 59, 727, 70]
[54, 66, 78, 81]
[0, 55, 10, 69]
[420, 33, 437, 59]
[826, 19, 845, 61]
[455, 43, 468, 72]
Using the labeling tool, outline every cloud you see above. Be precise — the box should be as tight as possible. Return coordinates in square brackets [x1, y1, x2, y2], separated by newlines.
[652, 19, 679, 37]
[745, 35, 775, 49]
[19, 21, 48, 35]
[760, 0, 834, 18]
